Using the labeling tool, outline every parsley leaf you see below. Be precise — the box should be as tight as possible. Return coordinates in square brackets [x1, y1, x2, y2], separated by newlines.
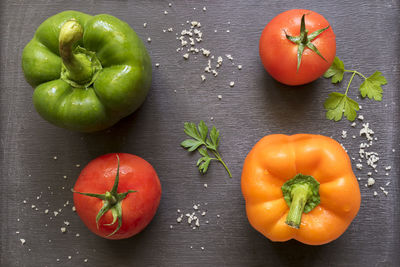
[323, 56, 386, 122]
[181, 121, 232, 178]
[324, 92, 359, 121]
[323, 56, 344, 83]
[359, 71, 386, 101]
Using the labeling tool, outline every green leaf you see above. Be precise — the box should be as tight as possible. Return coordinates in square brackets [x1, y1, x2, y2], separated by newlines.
[324, 92, 359, 121]
[198, 148, 209, 157]
[323, 56, 345, 83]
[359, 71, 386, 101]
[206, 126, 220, 150]
[198, 158, 212, 174]
[197, 157, 207, 166]
[183, 122, 202, 141]
[182, 121, 231, 177]
[197, 121, 208, 141]
[181, 139, 203, 152]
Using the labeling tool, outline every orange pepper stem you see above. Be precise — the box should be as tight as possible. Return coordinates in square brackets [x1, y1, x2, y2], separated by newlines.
[281, 174, 320, 229]
[285, 184, 310, 229]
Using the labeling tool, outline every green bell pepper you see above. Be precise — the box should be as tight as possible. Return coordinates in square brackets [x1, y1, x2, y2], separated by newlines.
[22, 11, 152, 132]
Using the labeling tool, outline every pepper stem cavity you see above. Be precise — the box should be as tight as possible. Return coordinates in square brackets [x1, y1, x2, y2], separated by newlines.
[285, 14, 329, 71]
[281, 174, 320, 229]
[72, 155, 136, 237]
[59, 20, 101, 86]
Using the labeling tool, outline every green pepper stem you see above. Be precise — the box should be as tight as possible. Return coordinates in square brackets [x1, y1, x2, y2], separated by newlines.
[285, 184, 310, 229]
[59, 20, 93, 84]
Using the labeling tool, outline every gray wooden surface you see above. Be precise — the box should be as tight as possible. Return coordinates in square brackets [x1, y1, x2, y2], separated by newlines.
[1, 0, 399, 266]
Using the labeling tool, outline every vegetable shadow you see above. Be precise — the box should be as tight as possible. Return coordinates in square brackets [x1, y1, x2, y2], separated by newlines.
[80, 98, 161, 160]
[268, 240, 328, 267]
[259, 73, 323, 130]
[102, 225, 156, 264]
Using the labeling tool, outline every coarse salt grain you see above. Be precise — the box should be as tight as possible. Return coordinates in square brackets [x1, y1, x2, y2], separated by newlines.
[367, 178, 375, 186]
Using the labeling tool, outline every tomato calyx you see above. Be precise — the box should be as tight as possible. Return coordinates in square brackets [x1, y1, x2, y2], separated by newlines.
[285, 14, 330, 71]
[72, 155, 136, 237]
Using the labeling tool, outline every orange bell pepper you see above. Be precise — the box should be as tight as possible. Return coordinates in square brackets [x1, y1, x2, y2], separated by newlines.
[241, 134, 361, 245]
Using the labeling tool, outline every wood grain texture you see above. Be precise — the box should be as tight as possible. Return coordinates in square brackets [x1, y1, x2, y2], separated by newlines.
[0, 0, 399, 266]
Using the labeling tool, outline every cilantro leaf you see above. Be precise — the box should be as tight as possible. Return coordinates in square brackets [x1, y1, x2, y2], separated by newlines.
[324, 92, 359, 121]
[181, 121, 232, 177]
[323, 56, 344, 83]
[359, 71, 386, 101]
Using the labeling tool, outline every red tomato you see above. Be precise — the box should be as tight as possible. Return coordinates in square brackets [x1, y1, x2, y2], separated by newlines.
[259, 9, 336, 85]
[73, 153, 161, 240]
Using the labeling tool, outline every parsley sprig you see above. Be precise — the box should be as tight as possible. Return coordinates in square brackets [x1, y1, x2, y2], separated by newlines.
[181, 121, 232, 178]
[323, 56, 387, 121]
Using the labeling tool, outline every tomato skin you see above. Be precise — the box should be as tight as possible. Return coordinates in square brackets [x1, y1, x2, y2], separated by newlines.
[73, 153, 161, 240]
[259, 9, 336, 86]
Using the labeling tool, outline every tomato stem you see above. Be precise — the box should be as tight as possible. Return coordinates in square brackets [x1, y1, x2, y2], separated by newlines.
[105, 191, 118, 205]
[285, 14, 329, 71]
[72, 155, 136, 237]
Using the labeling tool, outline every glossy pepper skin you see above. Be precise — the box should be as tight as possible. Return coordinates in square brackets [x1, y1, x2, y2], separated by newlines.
[241, 134, 361, 245]
[22, 11, 152, 132]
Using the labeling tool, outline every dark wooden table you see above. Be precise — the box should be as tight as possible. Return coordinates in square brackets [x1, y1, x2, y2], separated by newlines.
[1, 0, 399, 266]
